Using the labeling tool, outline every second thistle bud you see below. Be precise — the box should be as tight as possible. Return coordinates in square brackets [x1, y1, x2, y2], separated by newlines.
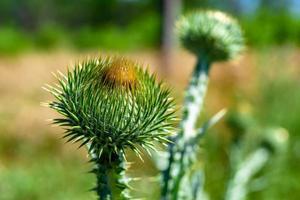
[176, 10, 244, 61]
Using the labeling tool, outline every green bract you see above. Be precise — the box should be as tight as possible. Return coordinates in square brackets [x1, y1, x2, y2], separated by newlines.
[46, 56, 175, 158]
[176, 10, 244, 61]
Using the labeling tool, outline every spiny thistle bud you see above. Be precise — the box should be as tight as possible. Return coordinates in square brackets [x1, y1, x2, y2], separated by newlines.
[45, 56, 176, 159]
[176, 10, 244, 61]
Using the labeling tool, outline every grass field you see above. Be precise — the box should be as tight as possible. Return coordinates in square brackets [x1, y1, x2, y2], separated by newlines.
[0, 47, 299, 199]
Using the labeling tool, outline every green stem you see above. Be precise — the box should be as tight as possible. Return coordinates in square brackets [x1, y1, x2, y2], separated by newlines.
[94, 161, 112, 199]
[91, 151, 130, 200]
[161, 55, 211, 200]
[225, 147, 270, 200]
[181, 55, 210, 140]
[191, 170, 208, 200]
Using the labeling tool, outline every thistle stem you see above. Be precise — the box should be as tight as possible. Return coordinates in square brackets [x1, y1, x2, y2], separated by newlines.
[191, 170, 209, 200]
[90, 151, 130, 200]
[225, 147, 270, 200]
[161, 55, 210, 199]
[181, 55, 210, 140]
[94, 161, 112, 199]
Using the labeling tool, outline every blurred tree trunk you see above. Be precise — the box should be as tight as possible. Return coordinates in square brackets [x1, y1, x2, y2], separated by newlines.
[160, 0, 181, 77]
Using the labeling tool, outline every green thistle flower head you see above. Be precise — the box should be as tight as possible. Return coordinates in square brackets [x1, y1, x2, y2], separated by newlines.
[176, 10, 244, 61]
[46, 56, 175, 158]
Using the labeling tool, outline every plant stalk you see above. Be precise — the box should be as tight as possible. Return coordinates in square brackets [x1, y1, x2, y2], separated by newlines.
[90, 150, 130, 200]
[161, 55, 210, 199]
[225, 147, 270, 200]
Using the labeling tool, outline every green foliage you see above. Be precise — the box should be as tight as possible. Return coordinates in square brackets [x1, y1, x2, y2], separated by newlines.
[72, 15, 160, 50]
[0, 159, 94, 200]
[242, 11, 300, 46]
[0, 0, 161, 54]
[0, 14, 160, 54]
[0, 0, 300, 54]
[252, 48, 300, 199]
[0, 131, 95, 200]
[176, 10, 244, 61]
[35, 25, 67, 49]
[0, 27, 31, 54]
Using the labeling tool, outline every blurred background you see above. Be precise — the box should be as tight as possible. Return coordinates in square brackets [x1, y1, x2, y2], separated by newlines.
[0, 0, 300, 199]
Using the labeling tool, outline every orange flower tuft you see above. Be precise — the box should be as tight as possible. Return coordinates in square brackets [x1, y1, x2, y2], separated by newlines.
[101, 58, 138, 90]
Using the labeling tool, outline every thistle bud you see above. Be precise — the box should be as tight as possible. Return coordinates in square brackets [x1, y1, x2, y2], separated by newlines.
[176, 10, 244, 61]
[46, 56, 175, 159]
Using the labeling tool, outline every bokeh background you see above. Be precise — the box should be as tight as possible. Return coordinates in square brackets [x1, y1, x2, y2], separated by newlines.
[0, 0, 300, 199]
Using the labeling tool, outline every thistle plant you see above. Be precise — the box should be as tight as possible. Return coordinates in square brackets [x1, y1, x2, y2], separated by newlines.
[44, 9, 285, 200]
[158, 10, 288, 200]
[160, 10, 244, 200]
[45, 56, 176, 200]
